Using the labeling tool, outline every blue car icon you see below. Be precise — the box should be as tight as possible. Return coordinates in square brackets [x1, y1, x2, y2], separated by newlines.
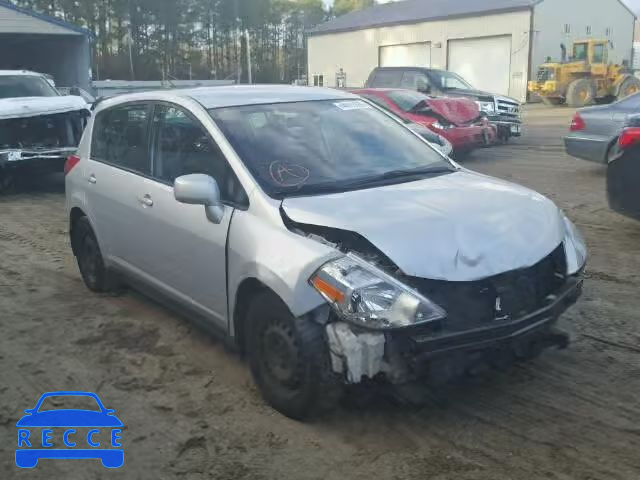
[16, 391, 123, 468]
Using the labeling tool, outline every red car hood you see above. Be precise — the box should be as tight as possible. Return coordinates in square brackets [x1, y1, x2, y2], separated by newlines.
[426, 97, 480, 126]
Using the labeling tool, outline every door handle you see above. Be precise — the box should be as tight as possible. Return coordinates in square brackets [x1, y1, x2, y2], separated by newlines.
[138, 194, 154, 207]
[88, 174, 97, 184]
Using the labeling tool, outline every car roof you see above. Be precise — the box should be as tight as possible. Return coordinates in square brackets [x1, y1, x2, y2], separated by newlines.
[98, 85, 357, 110]
[0, 70, 43, 77]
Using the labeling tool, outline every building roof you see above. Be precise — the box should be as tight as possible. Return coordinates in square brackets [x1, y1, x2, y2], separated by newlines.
[0, 0, 93, 36]
[309, 0, 541, 36]
[97, 85, 356, 111]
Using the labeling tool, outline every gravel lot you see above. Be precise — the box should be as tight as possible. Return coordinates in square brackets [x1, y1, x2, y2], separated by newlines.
[1, 105, 639, 480]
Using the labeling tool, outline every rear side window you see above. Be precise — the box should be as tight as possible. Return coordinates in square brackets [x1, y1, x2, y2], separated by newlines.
[91, 103, 151, 175]
[401, 72, 430, 90]
[368, 70, 403, 87]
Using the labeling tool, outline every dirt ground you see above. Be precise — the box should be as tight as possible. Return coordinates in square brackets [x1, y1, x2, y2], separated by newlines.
[1, 105, 640, 480]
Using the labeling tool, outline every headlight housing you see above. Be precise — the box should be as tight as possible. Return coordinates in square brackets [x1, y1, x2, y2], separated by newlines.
[310, 254, 446, 330]
[430, 121, 451, 130]
[476, 101, 496, 114]
[562, 212, 587, 275]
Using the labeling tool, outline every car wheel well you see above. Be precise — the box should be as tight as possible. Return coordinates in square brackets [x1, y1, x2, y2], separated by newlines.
[69, 207, 87, 255]
[606, 137, 619, 163]
[233, 278, 274, 354]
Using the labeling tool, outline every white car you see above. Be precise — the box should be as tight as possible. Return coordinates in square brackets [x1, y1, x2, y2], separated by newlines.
[0, 70, 89, 192]
[66, 85, 586, 420]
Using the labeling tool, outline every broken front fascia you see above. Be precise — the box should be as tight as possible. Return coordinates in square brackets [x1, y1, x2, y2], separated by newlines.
[0, 109, 89, 167]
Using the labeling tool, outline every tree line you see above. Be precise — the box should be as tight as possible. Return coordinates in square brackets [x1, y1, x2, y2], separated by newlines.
[10, 0, 375, 83]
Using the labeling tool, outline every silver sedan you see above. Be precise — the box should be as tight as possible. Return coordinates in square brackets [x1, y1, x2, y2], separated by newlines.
[564, 92, 640, 164]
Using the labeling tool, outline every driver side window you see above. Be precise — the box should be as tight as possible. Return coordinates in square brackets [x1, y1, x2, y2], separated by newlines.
[152, 105, 246, 206]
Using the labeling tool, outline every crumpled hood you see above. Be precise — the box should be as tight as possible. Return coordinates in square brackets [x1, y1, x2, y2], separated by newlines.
[426, 97, 480, 125]
[282, 171, 565, 281]
[0, 96, 89, 120]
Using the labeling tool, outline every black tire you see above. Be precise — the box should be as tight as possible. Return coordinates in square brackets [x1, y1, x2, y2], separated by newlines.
[71, 216, 115, 293]
[566, 79, 596, 107]
[617, 76, 640, 101]
[246, 292, 343, 420]
[0, 168, 14, 194]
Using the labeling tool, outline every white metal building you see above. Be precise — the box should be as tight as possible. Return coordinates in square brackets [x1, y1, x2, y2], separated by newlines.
[0, 0, 93, 90]
[308, 0, 636, 101]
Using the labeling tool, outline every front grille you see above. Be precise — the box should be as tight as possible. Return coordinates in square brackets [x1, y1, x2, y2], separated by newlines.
[496, 98, 520, 118]
[537, 67, 554, 83]
[407, 245, 567, 333]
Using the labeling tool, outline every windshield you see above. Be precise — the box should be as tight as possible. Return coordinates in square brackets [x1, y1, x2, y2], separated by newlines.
[37, 395, 101, 412]
[386, 90, 430, 112]
[0, 75, 60, 99]
[210, 100, 452, 198]
[428, 70, 473, 90]
[573, 43, 588, 61]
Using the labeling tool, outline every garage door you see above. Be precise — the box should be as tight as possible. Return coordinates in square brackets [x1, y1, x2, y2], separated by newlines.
[448, 36, 512, 96]
[379, 42, 431, 68]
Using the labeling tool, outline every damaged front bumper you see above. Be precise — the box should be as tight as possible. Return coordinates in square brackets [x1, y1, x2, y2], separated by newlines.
[0, 147, 74, 173]
[326, 276, 583, 385]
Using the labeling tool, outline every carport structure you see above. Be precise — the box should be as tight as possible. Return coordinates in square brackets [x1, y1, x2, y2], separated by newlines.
[0, 0, 93, 91]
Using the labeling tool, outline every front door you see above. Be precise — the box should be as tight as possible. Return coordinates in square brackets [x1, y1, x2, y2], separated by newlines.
[130, 104, 245, 328]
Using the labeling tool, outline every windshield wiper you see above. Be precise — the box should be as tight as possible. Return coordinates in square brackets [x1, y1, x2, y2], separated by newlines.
[271, 165, 453, 198]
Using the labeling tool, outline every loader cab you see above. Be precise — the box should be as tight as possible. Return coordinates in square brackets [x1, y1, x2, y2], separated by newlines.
[572, 40, 608, 68]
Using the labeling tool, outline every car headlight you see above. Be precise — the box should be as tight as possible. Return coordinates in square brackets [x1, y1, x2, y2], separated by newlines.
[476, 101, 496, 114]
[561, 212, 587, 275]
[310, 254, 446, 330]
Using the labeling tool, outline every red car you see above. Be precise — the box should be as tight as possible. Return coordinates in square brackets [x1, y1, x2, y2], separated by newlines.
[354, 88, 496, 155]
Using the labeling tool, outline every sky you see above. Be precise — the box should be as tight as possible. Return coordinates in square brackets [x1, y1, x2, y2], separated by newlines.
[323, 0, 640, 14]
[625, 0, 640, 13]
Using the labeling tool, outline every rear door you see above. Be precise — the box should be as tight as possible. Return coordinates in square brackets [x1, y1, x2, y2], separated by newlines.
[86, 102, 153, 265]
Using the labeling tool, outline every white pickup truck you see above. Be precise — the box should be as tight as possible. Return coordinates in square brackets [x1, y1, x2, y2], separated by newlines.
[0, 70, 90, 192]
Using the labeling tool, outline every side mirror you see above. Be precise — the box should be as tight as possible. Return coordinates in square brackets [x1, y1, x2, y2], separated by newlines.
[174, 174, 225, 224]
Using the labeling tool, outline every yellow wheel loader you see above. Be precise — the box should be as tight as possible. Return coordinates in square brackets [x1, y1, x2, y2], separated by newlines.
[528, 39, 640, 107]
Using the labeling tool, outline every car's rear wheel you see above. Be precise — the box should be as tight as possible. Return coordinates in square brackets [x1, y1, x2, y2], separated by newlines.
[246, 291, 342, 420]
[72, 216, 117, 293]
[0, 167, 14, 194]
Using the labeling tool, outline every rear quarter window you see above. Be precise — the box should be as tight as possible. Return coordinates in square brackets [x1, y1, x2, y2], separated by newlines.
[368, 70, 403, 88]
[91, 104, 151, 175]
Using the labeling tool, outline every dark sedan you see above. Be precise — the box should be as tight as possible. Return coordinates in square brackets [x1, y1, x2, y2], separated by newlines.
[564, 92, 640, 164]
[608, 116, 640, 220]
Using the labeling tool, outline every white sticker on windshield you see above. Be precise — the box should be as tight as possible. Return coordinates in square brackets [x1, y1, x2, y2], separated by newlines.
[333, 100, 372, 111]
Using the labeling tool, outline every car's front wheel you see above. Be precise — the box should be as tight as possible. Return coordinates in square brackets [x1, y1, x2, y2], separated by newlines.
[246, 292, 342, 420]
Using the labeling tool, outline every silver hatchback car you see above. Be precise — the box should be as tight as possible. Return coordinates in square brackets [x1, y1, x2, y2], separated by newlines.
[66, 86, 587, 419]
